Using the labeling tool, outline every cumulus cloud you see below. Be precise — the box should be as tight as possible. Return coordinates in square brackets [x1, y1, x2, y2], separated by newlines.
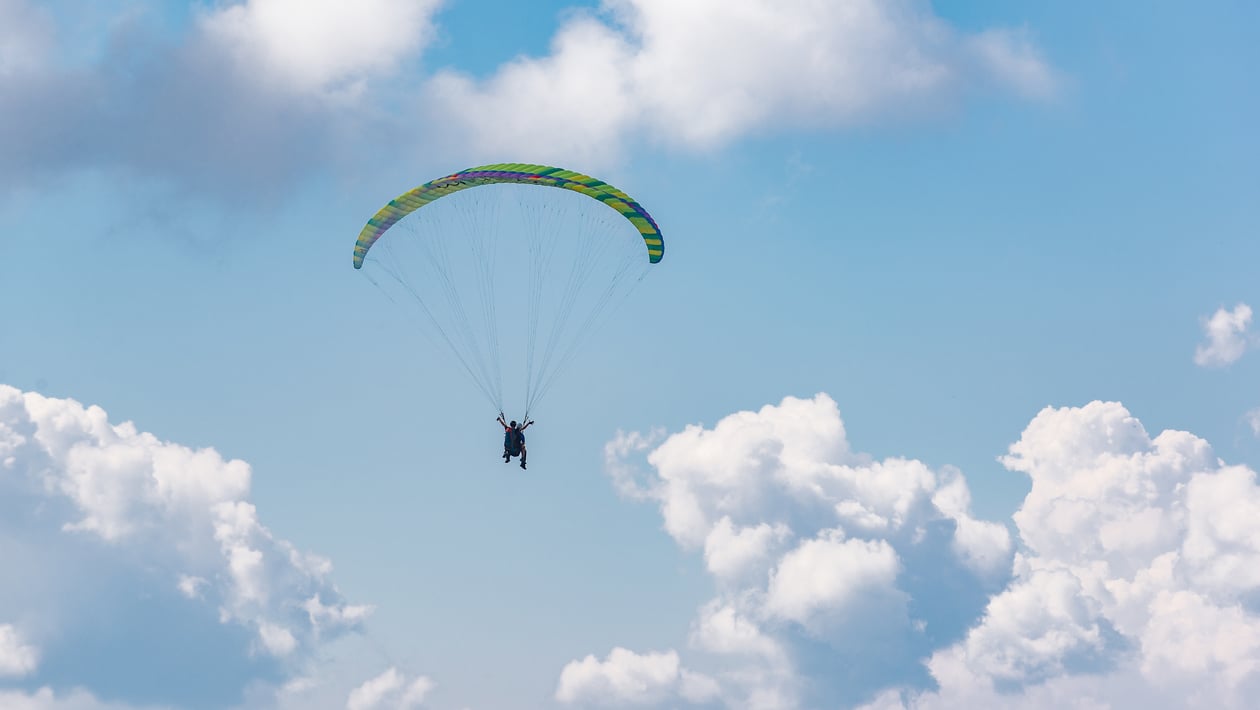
[347, 667, 435, 710]
[0, 0, 444, 200]
[200, 0, 442, 96]
[1, 0, 1056, 200]
[427, 0, 1059, 165]
[556, 647, 719, 706]
[703, 517, 792, 585]
[0, 623, 39, 677]
[585, 394, 1012, 708]
[591, 395, 1260, 709]
[1194, 303, 1254, 367]
[0, 385, 368, 705]
[885, 401, 1260, 709]
[764, 533, 902, 629]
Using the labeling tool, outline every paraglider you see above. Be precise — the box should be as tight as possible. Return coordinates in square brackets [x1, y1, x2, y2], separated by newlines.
[497, 413, 534, 469]
[354, 164, 664, 467]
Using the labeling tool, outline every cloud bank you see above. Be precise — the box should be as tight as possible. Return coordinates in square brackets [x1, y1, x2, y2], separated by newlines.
[876, 401, 1260, 709]
[585, 395, 1260, 709]
[581, 394, 1012, 708]
[430, 0, 1058, 165]
[0, 0, 441, 199]
[1, 0, 1056, 197]
[0, 385, 369, 707]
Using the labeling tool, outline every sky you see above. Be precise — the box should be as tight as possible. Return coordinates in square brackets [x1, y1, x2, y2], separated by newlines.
[2, 0, 1259, 708]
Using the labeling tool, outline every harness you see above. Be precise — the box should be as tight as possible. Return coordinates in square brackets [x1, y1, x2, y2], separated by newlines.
[504, 427, 524, 454]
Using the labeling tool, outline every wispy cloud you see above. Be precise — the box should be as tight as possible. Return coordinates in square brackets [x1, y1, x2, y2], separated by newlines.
[1194, 303, 1253, 367]
[347, 667, 435, 710]
[0, 624, 39, 678]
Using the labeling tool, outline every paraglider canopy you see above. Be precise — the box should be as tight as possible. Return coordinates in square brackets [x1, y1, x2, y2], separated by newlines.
[354, 163, 664, 419]
[354, 163, 664, 269]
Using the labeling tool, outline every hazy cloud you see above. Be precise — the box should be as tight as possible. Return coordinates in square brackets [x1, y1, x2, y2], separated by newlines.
[0, 623, 39, 677]
[1194, 303, 1253, 367]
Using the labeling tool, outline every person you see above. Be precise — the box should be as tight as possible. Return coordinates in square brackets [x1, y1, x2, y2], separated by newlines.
[497, 413, 534, 469]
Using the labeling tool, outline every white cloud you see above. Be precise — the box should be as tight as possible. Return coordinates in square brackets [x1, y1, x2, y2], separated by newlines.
[15, 386, 253, 541]
[966, 28, 1059, 100]
[859, 665, 1174, 710]
[0, 623, 39, 677]
[933, 468, 1015, 579]
[1248, 408, 1260, 437]
[703, 517, 793, 585]
[176, 574, 208, 599]
[1140, 590, 1260, 688]
[304, 594, 374, 633]
[1194, 303, 1253, 367]
[0, 385, 370, 702]
[400, 676, 437, 708]
[689, 601, 788, 662]
[199, 0, 443, 96]
[1, 1, 1057, 206]
[258, 621, 298, 657]
[764, 531, 901, 627]
[927, 562, 1108, 686]
[347, 667, 435, 710]
[589, 393, 1011, 707]
[894, 401, 1260, 709]
[426, 0, 1058, 164]
[347, 668, 404, 710]
[603, 428, 667, 501]
[556, 647, 718, 706]
[278, 674, 321, 696]
[0, 0, 447, 198]
[593, 395, 1260, 709]
[427, 15, 640, 168]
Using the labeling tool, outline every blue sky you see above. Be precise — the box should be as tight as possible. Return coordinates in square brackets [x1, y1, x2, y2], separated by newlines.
[2, 1, 1259, 709]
